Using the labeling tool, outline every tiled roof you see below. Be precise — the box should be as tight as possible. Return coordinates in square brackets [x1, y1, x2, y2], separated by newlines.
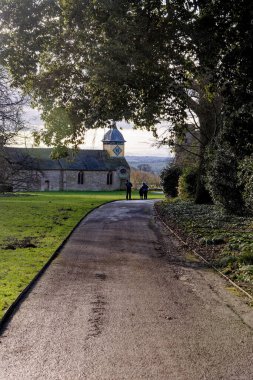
[4, 148, 129, 171]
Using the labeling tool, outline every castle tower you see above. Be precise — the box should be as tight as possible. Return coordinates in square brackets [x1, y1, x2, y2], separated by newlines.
[102, 122, 126, 157]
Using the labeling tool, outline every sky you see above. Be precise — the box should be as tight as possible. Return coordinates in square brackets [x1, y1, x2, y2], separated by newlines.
[21, 106, 173, 157]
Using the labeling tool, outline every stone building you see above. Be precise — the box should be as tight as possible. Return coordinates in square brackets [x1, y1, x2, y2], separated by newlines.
[3, 126, 130, 191]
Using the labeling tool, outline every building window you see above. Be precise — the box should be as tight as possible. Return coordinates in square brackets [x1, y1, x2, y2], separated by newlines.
[78, 171, 84, 184]
[107, 171, 113, 185]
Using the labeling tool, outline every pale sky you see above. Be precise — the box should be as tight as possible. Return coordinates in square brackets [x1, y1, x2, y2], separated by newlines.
[21, 106, 173, 157]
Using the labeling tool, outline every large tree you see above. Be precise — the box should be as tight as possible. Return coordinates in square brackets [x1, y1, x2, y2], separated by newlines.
[0, 66, 27, 190]
[0, 67, 25, 146]
[205, 0, 253, 213]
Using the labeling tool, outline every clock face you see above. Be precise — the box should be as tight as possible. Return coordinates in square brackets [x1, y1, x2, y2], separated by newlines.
[113, 145, 122, 156]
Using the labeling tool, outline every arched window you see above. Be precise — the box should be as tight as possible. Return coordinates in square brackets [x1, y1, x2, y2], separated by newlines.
[78, 171, 84, 184]
[107, 171, 113, 185]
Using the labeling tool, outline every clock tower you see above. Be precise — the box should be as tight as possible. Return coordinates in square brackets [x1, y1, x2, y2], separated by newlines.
[102, 122, 126, 157]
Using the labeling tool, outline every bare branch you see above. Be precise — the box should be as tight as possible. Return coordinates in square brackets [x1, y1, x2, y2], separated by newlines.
[174, 142, 202, 158]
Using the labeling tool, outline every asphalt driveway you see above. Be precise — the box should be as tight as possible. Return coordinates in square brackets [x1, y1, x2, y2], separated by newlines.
[0, 200, 253, 379]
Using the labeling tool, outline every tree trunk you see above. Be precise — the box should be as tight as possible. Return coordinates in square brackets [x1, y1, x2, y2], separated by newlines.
[194, 97, 218, 204]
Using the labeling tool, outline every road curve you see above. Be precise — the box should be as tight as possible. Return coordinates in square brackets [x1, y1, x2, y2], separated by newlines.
[0, 200, 253, 380]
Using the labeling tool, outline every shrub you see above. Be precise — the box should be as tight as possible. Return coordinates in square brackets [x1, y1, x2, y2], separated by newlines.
[160, 165, 182, 197]
[238, 156, 253, 212]
[218, 255, 238, 268]
[205, 143, 245, 214]
[0, 184, 13, 193]
[239, 252, 253, 265]
[178, 167, 198, 200]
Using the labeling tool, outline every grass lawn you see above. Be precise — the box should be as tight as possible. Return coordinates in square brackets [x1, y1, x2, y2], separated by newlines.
[0, 190, 163, 319]
[156, 200, 253, 292]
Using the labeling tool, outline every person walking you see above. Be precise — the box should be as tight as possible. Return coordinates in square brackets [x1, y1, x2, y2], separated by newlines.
[125, 179, 133, 200]
[142, 182, 149, 200]
[139, 186, 144, 200]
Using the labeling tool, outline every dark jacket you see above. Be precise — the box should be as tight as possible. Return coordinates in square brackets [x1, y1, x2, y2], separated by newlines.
[126, 181, 132, 190]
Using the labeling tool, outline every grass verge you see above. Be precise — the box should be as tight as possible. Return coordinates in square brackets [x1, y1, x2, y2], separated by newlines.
[155, 199, 253, 294]
[0, 190, 163, 319]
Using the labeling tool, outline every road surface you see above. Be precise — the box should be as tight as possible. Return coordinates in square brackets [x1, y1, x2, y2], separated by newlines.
[0, 200, 253, 379]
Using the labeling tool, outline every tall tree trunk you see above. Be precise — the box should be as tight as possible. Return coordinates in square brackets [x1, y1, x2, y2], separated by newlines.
[195, 97, 218, 204]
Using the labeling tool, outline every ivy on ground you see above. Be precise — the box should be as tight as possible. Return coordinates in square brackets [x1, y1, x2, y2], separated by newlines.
[156, 200, 253, 290]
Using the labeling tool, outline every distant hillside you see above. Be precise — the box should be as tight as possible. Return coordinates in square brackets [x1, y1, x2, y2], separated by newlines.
[125, 156, 173, 174]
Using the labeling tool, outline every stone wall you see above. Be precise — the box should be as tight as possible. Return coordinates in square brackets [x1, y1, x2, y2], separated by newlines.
[63, 170, 123, 191]
[12, 169, 130, 191]
[39, 170, 62, 191]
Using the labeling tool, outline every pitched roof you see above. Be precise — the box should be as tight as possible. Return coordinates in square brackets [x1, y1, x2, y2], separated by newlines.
[4, 147, 129, 171]
[102, 127, 126, 143]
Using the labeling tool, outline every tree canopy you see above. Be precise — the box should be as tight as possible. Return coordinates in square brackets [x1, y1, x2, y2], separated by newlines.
[0, 1, 224, 144]
[0, 0, 252, 210]
[0, 67, 25, 147]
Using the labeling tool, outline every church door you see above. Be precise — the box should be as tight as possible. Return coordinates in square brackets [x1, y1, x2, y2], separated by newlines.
[120, 179, 126, 190]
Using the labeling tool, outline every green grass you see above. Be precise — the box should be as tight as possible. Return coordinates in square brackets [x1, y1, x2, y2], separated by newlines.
[156, 200, 253, 286]
[0, 190, 164, 319]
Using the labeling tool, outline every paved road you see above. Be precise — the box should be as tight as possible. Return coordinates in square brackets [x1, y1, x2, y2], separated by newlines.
[0, 200, 253, 380]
